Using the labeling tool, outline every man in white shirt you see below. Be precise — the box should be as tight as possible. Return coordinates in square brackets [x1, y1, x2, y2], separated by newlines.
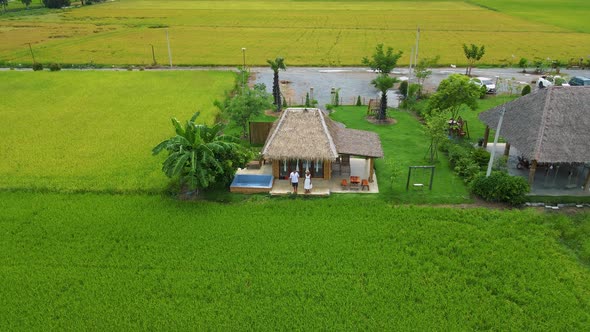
[289, 170, 300, 194]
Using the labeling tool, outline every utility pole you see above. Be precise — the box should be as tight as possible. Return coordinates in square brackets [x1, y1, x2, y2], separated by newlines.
[26, 43, 36, 64]
[486, 105, 506, 177]
[241, 47, 246, 93]
[166, 29, 172, 68]
[414, 26, 420, 68]
[150, 44, 156, 66]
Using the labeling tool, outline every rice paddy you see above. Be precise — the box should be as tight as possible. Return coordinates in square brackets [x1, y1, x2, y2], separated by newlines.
[1, 0, 589, 66]
[0, 70, 235, 193]
[2, 1, 590, 329]
[1, 192, 589, 330]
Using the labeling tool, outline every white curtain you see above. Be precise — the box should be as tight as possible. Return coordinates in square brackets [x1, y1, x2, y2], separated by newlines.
[296, 159, 299, 172]
[283, 159, 287, 172]
[315, 159, 320, 172]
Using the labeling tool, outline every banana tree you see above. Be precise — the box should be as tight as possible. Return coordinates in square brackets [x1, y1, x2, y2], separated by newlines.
[152, 112, 251, 195]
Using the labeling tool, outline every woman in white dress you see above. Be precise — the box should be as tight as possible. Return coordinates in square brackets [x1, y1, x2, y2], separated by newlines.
[304, 170, 312, 194]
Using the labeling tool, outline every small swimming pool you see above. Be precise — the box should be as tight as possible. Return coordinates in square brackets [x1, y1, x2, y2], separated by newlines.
[230, 174, 274, 194]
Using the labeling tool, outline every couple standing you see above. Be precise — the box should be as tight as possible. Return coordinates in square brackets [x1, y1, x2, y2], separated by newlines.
[289, 170, 313, 194]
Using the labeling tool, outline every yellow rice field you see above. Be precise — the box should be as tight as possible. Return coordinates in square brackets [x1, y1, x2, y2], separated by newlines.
[1, 0, 589, 66]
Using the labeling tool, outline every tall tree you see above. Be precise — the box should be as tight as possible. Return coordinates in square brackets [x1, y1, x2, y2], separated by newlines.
[414, 55, 440, 87]
[371, 74, 399, 121]
[1, 0, 8, 13]
[428, 74, 480, 119]
[266, 57, 286, 112]
[424, 112, 448, 162]
[362, 44, 403, 74]
[216, 83, 272, 138]
[462, 43, 485, 76]
[21, 0, 32, 9]
[152, 112, 251, 196]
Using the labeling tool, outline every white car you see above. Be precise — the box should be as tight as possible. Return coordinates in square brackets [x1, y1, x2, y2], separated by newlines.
[471, 77, 496, 94]
[537, 75, 569, 88]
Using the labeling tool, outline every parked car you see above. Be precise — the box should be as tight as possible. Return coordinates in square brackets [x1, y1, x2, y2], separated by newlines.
[471, 77, 496, 94]
[568, 76, 590, 86]
[537, 75, 569, 88]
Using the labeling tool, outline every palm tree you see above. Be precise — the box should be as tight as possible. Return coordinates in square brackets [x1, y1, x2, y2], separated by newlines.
[371, 74, 399, 121]
[267, 57, 286, 112]
[152, 112, 250, 195]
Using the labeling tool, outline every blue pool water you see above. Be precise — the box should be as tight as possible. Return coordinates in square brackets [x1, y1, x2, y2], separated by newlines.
[230, 174, 274, 188]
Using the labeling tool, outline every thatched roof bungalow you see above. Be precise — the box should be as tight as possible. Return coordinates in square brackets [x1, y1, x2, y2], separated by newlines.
[262, 108, 383, 181]
[479, 86, 590, 189]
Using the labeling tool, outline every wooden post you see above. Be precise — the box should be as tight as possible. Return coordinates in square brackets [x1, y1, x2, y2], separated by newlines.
[584, 167, 590, 191]
[483, 126, 490, 148]
[369, 158, 375, 182]
[324, 160, 331, 180]
[272, 161, 279, 178]
[503, 143, 511, 157]
[528, 160, 537, 186]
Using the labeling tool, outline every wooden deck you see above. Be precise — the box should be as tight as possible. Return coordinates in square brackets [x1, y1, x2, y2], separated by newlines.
[235, 158, 379, 196]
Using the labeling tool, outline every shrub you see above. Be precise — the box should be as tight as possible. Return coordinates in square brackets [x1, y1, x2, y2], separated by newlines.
[32, 63, 43, 71]
[479, 85, 487, 99]
[447, 143, 470, 168]
[554, 77, 566, 86]
[398, 80, 408, 98]
[471, 148, 490, 168]
[42, 0, 70, 8]
[49, 63, 61, 71]
[470, 171, 530, 205]
[454, 158, 480, 183]
[356, 95, 362, 106]
[521, 85, 531, 96]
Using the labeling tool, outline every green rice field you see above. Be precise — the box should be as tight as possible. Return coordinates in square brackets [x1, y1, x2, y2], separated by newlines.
[1, 0, 589, 66]
[0, 71, 235, 193]
[1, 192, 589, 330]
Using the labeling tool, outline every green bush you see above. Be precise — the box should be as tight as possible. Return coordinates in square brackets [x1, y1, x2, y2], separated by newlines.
[479, 85, 487, 99]
[447, 143, 470, 168]
[356, 95, 362, 106]
[470, 171, 530, 205]
[471, 148, 490, 168]
[445, 143, 490, 183]
[521, 85, 531, 96]
[454, 157, 480, 183]
[32, 63, 43, 71]
[49, 63, 61, 72]
[398, 80, 408, 98]
[42, 0, 70, 8]
[554, 77, 566, 86]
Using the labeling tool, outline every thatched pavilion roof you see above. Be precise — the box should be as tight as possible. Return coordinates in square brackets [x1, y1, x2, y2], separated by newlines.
[479, 86, 590, 164]
[262, 108, 384, 160]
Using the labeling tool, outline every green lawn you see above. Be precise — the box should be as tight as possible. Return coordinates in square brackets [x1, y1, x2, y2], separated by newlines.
[2, 0, 590, 66]
[0, 71, 234, 193]
[331, 106, 470, 204]
[1, 191, 589, 330]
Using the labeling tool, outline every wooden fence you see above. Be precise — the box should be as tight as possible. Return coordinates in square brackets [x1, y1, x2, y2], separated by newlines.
[249, 121, 274, 145]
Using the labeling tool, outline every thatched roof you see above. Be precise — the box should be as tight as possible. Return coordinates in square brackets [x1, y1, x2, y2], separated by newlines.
[262, 108, 384, 160]
[325, 119, 384, 158]
[479, 86, 590, 164]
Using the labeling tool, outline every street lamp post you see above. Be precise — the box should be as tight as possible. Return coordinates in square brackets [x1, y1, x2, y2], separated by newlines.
[241, 48, 247, 93]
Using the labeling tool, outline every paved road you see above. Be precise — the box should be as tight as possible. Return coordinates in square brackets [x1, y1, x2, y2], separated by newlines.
[252, 66, 590, 108]
[4, 65, 589, 108]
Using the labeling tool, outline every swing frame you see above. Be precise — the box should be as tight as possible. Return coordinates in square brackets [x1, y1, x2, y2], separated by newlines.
[406, 166, 435, 191]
